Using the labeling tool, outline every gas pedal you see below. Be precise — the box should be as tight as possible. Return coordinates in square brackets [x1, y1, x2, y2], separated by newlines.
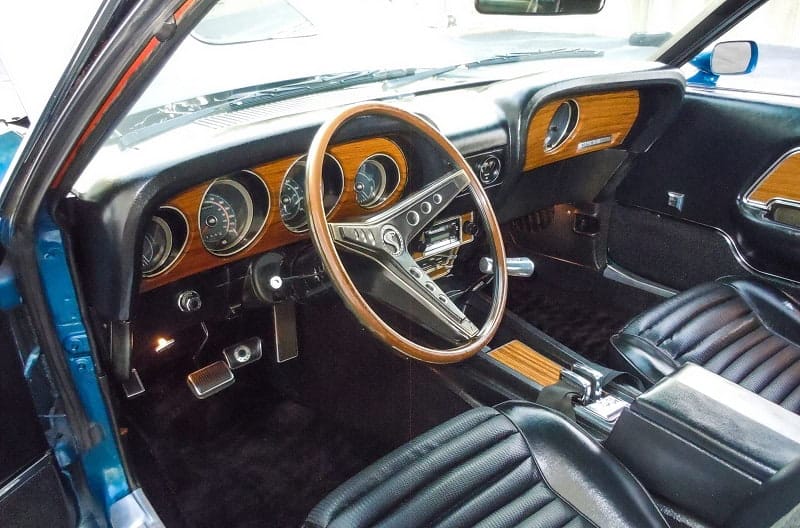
[186, 361, 234, 399]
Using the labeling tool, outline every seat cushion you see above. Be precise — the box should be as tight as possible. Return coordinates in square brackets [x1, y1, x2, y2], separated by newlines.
[610, 277, 800, 413]
[305, 403, 666, 528]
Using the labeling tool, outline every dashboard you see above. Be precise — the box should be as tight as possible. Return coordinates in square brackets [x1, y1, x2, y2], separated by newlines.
[71, 64, 685, 324]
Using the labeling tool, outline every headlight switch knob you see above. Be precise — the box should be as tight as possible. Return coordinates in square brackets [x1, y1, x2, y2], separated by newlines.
[177, 290, 203, 313]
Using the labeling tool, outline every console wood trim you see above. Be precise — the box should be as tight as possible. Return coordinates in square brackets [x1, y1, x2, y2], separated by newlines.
[524, 90, 640, 171]
[489, 340, 562, 386]
[746, 150, 800, 207]
[141, 137, 407, 291]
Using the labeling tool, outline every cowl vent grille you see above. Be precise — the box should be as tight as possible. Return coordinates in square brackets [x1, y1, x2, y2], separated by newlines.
[194, 86, 385, 130]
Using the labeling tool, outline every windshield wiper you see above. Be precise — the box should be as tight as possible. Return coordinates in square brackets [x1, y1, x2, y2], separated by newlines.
[119, 69, 417, 147]
[384, 48, 603, 90]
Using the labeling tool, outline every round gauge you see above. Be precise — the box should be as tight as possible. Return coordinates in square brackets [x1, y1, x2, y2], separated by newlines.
[544, 100, 579, 151]
[355, 159, 388, 207]
[354, 154, 400, 209]
[279, 176, 304, 223]
[199, 178, 254, 256]
[142, 217, 173, 277]
[141, 207, 189, 278]
[280, 154, 343, 232]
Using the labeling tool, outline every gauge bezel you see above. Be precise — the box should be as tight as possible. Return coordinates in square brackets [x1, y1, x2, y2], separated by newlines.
[199, 172, 269, 257]
[142, 206, 189, 278]
[355, 153, 401, 209]
[141, 216, 173, 277]
[280, 153, 344, 233]
[543, 99, 579, 152]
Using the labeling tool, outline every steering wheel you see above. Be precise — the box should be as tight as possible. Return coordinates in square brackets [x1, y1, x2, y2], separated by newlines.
[305, 102, 507, 363]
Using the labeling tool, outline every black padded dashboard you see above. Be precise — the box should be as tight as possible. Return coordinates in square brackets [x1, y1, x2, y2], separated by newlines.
[70, 63, 685, 321]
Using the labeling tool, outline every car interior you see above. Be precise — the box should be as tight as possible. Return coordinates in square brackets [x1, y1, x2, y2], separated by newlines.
[9, 2, 800, 528]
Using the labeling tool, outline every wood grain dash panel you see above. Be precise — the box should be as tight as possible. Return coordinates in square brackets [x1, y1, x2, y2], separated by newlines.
[488, 340, 562, 386]
[747, 151, 800, 207]
[524, 90, 640, 171]
[141, 137, 407, 291]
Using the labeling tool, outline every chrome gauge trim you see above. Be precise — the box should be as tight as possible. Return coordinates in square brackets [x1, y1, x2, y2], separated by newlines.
[281, 153, 344, 233]
[141, 216, 173, 277]
[357, 153, 401, 209]
[199, 177, 255, 257]
[543, 99, 579, 152]
[239, 169, 270, 251]
[142, 206, 189, 278]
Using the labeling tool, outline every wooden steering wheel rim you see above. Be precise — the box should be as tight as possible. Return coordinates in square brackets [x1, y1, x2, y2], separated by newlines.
[306, 102, 507, 363]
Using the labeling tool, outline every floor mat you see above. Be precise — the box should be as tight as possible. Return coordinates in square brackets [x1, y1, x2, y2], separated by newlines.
[507, 289, 630, 364]
[124, 369, 387, 528]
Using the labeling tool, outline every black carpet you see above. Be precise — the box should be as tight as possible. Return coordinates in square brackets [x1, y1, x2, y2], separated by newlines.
[502, 254, 651, 365]
[507, 287, 629, 363]
[124, 367, 387, 528]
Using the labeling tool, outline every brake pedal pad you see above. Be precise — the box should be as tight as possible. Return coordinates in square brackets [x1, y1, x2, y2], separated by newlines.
[187, 361, 234, 399]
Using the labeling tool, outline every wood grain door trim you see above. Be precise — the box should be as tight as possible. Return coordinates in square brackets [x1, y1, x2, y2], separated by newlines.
[745, 148, 800, 209]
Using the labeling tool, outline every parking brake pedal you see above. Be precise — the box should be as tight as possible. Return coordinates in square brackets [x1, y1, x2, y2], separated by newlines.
[186, 361, 234, 399]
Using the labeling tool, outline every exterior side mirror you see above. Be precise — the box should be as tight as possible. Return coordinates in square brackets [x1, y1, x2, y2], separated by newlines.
[689, 40, 758, 87]
[475, 0, 604, 16]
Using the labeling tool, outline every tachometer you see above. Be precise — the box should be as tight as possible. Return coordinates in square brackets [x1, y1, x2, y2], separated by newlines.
[279, 154, 343, 232]
[142, 217, 173, 277]
[279, 177, 304, 223]
[200, 178, 254, 256]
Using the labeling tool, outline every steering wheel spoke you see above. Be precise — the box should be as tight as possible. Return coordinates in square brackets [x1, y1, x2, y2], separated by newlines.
[388, 251, 479, 341]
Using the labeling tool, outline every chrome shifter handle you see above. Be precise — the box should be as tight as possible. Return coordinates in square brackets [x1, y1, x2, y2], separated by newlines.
[479, 257, 535, 277]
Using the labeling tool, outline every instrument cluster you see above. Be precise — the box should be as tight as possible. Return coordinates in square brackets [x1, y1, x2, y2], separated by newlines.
[139, 137, 410, 288]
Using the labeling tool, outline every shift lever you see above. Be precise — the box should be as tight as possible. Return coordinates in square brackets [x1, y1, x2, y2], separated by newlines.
[479, 257, 535, 277]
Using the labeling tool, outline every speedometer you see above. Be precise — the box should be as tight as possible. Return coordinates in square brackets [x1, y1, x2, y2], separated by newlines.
[199, 178, 254, 256]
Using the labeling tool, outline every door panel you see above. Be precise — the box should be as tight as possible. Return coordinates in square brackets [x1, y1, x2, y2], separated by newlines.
[613, 90, 800, 286]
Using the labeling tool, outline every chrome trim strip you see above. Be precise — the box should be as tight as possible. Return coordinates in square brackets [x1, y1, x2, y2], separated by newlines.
[0, 452, 52, 498]
[603, 262, 677, 298]
[712, 226, 800, 288]
[742, 147, 800, 210]
[110, 488, 165, 528]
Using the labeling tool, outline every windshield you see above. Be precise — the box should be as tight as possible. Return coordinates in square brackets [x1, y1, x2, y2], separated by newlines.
[118, 0, 722, 141]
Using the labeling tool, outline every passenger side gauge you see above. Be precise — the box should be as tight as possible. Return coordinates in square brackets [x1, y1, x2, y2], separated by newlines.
[354, 154, 400, 209]
[544, 100, 579, 151]
[280, 153, 343, 232]
[141, 207, 189, 278]
[199, 172, 269, 257]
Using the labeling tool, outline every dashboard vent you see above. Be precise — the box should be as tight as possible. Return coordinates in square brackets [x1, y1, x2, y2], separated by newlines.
[194, 86, 382, 130]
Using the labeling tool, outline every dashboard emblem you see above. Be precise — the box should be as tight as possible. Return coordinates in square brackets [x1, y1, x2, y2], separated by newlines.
[381, 225, 404, 256]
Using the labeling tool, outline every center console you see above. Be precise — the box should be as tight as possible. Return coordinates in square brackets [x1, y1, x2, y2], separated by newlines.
[605, 364, 800, 525]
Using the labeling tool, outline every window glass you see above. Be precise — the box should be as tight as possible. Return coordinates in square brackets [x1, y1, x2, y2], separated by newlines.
[681, 0, 800, 96]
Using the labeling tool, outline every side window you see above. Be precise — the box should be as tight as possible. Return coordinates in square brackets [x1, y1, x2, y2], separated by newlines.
[681, 0, 800, 96]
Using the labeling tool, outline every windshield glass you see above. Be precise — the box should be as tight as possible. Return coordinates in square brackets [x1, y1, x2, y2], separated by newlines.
[118, 0, 722, 141]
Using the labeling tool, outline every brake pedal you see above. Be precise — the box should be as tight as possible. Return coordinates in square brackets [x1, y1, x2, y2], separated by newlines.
[187, 361, 234, 399]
